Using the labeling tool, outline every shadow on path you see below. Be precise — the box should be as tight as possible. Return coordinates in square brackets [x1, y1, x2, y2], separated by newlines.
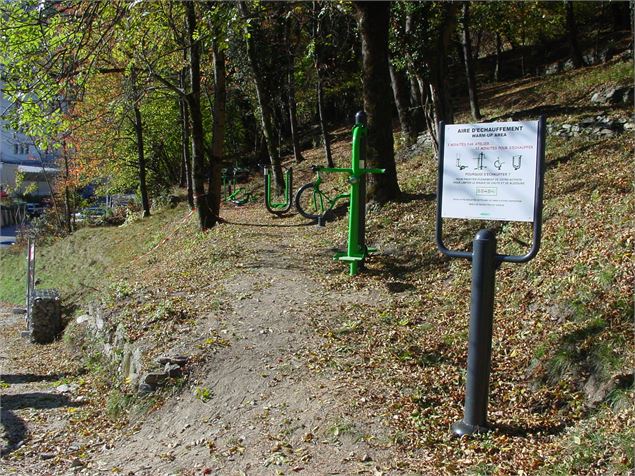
[223, 219, 314, 228]
[1, 392, 83, 457]
[1, 374, 67, 385]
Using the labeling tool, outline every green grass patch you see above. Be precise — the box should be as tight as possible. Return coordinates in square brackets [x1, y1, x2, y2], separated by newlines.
[0, 205, 186, 306]
[0, 247, 27, 304]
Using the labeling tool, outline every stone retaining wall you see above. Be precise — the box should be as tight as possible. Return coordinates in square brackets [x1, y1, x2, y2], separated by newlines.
[72, 303, 187, 395]
[27, 289, 61, 344]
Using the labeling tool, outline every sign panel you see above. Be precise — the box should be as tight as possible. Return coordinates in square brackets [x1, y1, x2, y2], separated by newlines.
[441, 120, 539, 222]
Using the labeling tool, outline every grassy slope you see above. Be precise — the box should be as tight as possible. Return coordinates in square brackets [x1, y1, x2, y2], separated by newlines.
[0, 205, 187, 306]
[0, 58, 632, 474]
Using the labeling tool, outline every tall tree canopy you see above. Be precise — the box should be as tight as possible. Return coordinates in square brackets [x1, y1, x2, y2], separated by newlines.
[0, 0, 615, 231]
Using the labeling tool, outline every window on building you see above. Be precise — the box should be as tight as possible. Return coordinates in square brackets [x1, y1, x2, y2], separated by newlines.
[14, 144, 18, 154]
[25, 145, 29, 154]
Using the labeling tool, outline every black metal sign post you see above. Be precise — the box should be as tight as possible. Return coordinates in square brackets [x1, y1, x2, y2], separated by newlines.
[436, 116, 546, 436]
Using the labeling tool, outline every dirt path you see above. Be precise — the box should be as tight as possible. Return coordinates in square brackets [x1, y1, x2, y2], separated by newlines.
[1, 209, 402, 475]
[1, 304, 87, 474]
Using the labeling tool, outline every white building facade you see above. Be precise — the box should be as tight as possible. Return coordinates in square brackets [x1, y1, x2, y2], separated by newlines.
[0, 77, 58, 198]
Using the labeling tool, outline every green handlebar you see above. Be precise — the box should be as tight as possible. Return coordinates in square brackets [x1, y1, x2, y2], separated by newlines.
[316, 167, 385, 176]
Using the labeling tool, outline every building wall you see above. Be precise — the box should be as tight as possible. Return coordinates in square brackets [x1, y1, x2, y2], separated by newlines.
[1, 78, 57, 197]
[0, 79, 36, 164]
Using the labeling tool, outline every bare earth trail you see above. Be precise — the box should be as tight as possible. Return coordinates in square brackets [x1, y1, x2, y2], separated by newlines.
[1, 206, 404, 475]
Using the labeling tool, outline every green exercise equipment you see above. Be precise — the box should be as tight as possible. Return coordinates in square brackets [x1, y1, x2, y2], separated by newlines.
[296, 111, 383, 276]
[222, 167, 253, 205]
[264, 166, 293, 215]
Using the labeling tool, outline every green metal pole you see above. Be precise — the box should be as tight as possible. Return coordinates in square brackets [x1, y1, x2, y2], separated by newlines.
[356, 111, 368, 265]
[347, 123, 365, 276]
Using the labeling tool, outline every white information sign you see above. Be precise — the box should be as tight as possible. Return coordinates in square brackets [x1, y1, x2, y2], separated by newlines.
[441, 120, 539, 222]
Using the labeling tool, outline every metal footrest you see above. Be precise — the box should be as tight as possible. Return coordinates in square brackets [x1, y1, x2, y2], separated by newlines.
[334, 252, 365, 262]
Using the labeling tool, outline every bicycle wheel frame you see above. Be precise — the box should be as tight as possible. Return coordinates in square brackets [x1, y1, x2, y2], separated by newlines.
[295, 183, 329, 220]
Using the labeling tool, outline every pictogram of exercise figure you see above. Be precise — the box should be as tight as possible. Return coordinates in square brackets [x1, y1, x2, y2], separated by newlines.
[512, 155, 522, 170]
[456, 155, 468, 170]
[494, 158, 503, 170]
[473, 152, 486, 170]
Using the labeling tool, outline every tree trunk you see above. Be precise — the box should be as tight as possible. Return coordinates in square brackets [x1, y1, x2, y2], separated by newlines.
[132, 103, 151, 218]
[388, 61, 416, 146]
[208, 41, 226, 220]
[185, 1, 215, 230]
[286, 23, 304, 164]
[353, 1, 400, 203]
[312, 2, 333, 168]
[460, 2, 481, 121]
[404, 12, 425, 135]
[179, 75, 194, 209]
[566, 0, 586, 68]
[62, 141, 72, 234]
[474, 30, 483, 59]
[427, 3, 458, 150]
[494, 32, 502, 82]
[417, 75, 436, 139]
[178, 100, 186, 189]
[408, 69, 426, 133]
[611, 1, 631, 30]
[238, 1, 284, 193]
[130, 68, 151, 218]
[316, 76, 333, 168]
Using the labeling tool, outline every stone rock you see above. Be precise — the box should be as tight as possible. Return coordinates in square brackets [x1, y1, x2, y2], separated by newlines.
[561, 59, 575, 72]
[544, 62, 560, 76]
[599, 128, 614, 136]
[580, 117, 597, 127]
[598, 47, 615, 63]
[138, 383, 154, 395]
[75, 315, 90, 325]
[609, 121, 624, 132]
[121, 345, 143, 383]
[582, 53, 596, 65]
[56, 383, 78, 393]
[155, 355, 188, 367]
[624, 122, 635, 130]
[94, 314, 105, 332]
[113, 323, 126, 350]
[606, 86, 634, 105]
[121, 345, 132, 378]
[128, 347, 143, 383]
[142, 372, 167, 387]
[621, 87, 634, 105]
[584, 375, 612, 407]
[164, 363, 183, 378]
[590, 92, 604, 104]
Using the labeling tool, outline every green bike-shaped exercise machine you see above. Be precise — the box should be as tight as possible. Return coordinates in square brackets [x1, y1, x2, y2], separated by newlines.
[264, 166, 293, 215]
[222, 167, 253, 205]
[295, 111, 384, 276]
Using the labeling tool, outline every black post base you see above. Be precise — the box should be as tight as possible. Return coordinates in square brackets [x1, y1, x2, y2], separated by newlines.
[451, 420, 489, 436]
